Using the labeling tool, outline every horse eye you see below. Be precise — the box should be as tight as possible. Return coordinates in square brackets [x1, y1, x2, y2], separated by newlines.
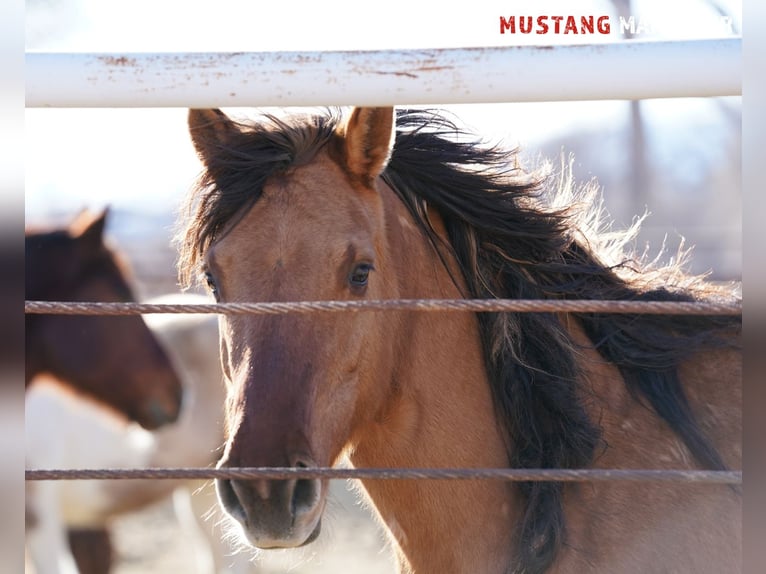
[204, 271, 219, 297]
[349, 263, 374, 288]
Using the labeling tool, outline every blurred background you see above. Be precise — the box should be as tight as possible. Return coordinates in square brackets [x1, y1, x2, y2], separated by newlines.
[24, 0, 742, 572]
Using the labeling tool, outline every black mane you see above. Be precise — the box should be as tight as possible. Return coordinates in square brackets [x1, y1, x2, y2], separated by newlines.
[384, 109, 739, 573]
[180, 108, 741, 574]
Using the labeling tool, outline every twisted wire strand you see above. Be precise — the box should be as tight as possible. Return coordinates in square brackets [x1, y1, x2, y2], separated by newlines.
[25, 467, 742, 484]
[25, 298, 742, 316]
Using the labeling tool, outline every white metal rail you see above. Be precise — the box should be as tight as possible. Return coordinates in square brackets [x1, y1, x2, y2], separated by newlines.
[25, 39, 740, 108]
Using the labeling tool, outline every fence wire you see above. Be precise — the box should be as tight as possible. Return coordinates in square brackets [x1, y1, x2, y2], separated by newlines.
[24, 298, 742, 317]
[25, 467, 742, 484]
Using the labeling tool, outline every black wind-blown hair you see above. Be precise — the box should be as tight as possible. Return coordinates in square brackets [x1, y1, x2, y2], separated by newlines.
[180, 108, 740, 574]
[178, 111, 341, 281]
[382, 109, 739, 574]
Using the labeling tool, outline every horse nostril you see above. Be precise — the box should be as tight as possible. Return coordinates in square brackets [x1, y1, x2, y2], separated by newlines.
[216, 479, 245, 522]
[291, 460, 319, 516]
[144, 398, 178, 428]
[292, 478, 317, 514]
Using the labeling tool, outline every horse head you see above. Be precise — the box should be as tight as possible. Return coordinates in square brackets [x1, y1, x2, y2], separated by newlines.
[25, 209, 184, 430]
[186, 107, 411, 547]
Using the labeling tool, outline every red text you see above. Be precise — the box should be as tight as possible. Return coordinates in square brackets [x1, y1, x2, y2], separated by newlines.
[500, 15, 611, 35]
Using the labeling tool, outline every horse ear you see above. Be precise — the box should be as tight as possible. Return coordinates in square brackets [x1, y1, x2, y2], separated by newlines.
[70, 208, 108, 249]
[337, 107, 395, 184]
[188, 109, 239, 166]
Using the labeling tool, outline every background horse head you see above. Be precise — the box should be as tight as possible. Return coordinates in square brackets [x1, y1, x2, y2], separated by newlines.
[25, 294, 244, 574]
[179, 107, 741, 573]
[26, 209, 183, 430]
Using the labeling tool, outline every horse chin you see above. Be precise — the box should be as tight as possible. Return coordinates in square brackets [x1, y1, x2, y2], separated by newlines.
[246, 518, 323, 550]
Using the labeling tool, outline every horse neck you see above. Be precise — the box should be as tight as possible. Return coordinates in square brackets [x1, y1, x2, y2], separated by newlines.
[348, 182, 517, 574]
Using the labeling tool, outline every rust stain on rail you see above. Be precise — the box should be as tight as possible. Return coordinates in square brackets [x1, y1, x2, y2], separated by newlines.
[370, 70, 419, 79]
[99, 56, 138, 67]
[91, 46, 557, 76]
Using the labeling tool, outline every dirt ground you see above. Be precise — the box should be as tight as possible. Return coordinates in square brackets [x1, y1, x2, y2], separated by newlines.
[108, 480, 397, 574]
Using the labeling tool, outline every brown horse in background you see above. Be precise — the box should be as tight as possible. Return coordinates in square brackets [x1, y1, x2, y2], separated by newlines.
[179, 107, 741, 573]
[26, 209, 183, 430]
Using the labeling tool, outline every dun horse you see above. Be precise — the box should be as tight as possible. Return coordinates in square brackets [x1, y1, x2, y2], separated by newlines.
[26, 210, 183, 429]
[179, 107, 741, 573]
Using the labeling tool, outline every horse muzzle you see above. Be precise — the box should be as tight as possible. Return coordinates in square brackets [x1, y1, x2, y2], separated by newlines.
[134, 382, 184, 430]
[139, 398, 179, 429]
[215, 458, 326, 549]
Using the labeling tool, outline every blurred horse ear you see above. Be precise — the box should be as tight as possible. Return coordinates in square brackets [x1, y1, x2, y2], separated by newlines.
[188, 109, 240, 167]
[70, 208, 108, 250]
[336, 107, 395, 185]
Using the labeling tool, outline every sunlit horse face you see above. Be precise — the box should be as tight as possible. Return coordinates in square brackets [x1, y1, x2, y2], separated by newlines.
[190, 108, 398, 548]
[25, 210, 184, 430]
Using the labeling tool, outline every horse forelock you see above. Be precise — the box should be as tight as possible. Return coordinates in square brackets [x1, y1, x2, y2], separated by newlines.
[178, 107, 741, 573]
[178, 110, 344, 288]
